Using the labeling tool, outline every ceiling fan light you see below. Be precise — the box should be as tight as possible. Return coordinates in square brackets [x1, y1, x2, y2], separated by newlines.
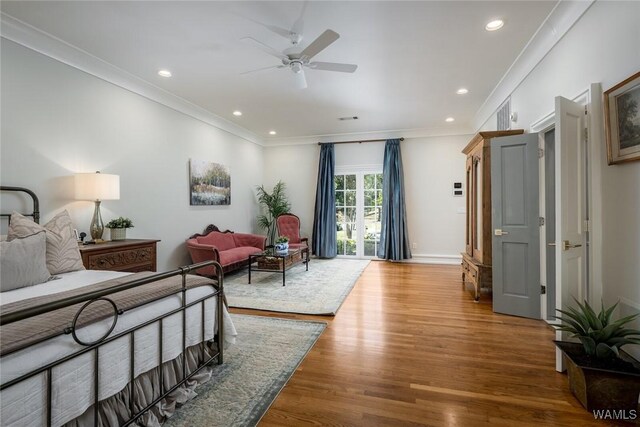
[291, 62, 303, 74]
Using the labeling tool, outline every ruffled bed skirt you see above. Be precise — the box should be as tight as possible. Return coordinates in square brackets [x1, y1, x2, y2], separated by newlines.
[64, 341, 218, 427]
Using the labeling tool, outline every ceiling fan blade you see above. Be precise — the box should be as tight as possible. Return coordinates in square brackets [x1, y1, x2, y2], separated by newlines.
[293, 69, 307, 89]
[307, 62, 358, 73]
[241, 37, 288, 61]
[240, 65, 283, 75]
[300, 29, 339, 60]
[290, 1, 308, 36]
[247, 18, 291, 39]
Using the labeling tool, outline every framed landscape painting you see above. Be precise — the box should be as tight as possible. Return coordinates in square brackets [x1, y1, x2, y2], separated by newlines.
[604, 71, 640, 165]
[189, 159, 231, 205]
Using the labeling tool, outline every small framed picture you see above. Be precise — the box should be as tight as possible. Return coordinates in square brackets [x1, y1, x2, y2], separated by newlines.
[73, 228, 80, 242]
[604, 71, 640, 165]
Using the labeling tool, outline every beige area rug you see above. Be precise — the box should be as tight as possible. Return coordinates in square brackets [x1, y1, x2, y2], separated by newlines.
[224, 258, 370, 315]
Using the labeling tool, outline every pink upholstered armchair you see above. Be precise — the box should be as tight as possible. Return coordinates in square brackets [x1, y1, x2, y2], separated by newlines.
[275, 213, 308, 250]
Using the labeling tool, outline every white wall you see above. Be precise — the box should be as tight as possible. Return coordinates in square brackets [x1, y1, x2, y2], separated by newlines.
[479, 1, 640, 354]
[1, 39, 264, 271]
[264, 135, 469, 262]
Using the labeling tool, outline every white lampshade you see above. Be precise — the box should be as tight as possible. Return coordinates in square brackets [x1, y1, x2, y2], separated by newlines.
[75, 172, 120, 201]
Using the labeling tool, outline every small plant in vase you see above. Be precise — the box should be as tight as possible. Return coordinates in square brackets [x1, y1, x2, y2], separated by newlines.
[274, 236, 289, 253]
[105, 217, 134, 241]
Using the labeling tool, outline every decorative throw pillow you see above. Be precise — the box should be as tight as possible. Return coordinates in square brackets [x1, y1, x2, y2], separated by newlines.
[0, 231, 52, 291]
[8, 210, 85, 274]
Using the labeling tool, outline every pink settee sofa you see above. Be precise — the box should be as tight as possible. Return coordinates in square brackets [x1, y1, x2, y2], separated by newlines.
[186, 224, 266, 276]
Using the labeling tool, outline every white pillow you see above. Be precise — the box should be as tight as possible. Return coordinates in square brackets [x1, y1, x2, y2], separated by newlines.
[8, 211, 85, 274]
[1, 231, 52, 291]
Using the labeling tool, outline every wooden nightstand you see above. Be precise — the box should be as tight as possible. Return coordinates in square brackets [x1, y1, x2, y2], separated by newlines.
[78, 239, 160, 272]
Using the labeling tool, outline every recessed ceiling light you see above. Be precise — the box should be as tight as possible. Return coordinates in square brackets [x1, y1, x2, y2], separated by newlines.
[456, 88, 469, 95]
[233, 111, 242, 117]
[269, 130, 277, 135]
[446, 117, 455, 123]
[158, 70, 172, 78]
[485, 19, 504, 31]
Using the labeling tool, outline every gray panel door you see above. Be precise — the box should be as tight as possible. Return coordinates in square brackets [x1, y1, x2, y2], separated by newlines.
[491, 133, 540, 318]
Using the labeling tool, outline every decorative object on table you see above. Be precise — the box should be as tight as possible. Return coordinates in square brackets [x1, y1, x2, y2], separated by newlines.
[163, 314, 325, 427]
[189, 159, 231, 205]
[225, 258, 370, 315]
[604, 71, 640, 165]
[105, 216, 134, 241]
[554, 299, 640, 412]
[74, 171, 120, 241]
[256, 180, 291, 245]
[274, 235, 289, 253]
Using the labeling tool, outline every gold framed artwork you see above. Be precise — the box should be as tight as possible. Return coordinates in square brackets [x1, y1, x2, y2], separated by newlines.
[604, 71, 640, 165]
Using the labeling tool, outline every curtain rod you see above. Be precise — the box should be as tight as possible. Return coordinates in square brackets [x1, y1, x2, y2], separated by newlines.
[317, 137, 404, 145]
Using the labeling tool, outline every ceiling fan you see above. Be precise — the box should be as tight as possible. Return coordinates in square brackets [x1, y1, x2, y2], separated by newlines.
[241, 29, 358, 89]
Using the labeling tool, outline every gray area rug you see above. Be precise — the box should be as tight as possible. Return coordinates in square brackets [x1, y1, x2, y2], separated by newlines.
[224, 258, 370, 315]
[165, 314, 325, 427]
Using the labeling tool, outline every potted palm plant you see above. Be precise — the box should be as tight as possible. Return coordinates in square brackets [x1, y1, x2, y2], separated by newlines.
[105, 217, 134, 241]
[256, 181, 291, 245]
[555, 299, 640, 413]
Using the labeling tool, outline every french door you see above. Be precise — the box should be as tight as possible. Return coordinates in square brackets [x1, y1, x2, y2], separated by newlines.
[335, 170, 383, 258]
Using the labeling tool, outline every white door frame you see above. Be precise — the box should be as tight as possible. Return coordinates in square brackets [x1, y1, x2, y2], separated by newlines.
[530, 85, 604, 320]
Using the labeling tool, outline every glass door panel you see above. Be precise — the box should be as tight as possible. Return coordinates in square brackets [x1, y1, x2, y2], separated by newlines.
[335, 171, 383, 258]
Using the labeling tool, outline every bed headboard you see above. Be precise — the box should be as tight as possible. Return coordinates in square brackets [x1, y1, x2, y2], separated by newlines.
[0, 186, 40, 224]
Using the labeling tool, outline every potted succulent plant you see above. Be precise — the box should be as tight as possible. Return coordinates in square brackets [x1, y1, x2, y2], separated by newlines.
[554, 299, 640, 413]
[105, 217, 134, 241]
[274, 235, 289, 254]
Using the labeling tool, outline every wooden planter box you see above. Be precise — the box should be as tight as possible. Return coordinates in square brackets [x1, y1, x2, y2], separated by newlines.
[555, 341, 640, 414]
[257, 252, 301, 270]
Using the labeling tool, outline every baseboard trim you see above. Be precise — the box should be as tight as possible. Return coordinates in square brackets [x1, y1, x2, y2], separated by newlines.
[403, 254, 462, 265]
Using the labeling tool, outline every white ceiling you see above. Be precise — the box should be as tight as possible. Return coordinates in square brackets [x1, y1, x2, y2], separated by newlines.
[1, 1, 557, 140]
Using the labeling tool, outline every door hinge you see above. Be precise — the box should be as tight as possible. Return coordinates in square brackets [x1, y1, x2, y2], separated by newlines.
[539, 217, 545, 226]
[538, 148, 544, 158]
[585, 127, 589, 143]
[584, 219, 590, 232]
[541, 285, 547, 295]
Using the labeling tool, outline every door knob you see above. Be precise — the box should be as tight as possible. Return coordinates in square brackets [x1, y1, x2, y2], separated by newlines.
[562, 240, 582, 250]
[548, 240, 582, 250]
[494, 229, 509, 236]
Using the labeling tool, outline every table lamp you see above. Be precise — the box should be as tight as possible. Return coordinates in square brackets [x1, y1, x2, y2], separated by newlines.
[75, 171, 120, 242]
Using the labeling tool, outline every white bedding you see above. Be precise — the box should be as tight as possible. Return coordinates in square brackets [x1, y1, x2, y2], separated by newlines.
[0, 270, 237, 427]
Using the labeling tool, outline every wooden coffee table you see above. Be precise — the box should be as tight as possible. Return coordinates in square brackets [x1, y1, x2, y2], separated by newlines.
[248, 246, 309, 286]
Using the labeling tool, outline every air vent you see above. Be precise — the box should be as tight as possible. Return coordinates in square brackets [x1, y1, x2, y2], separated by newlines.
[338, 116, 358, 121]
[497, 98, 511, 131]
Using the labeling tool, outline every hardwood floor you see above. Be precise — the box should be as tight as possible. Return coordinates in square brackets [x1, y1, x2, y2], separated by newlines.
[231, 261, 611, 426]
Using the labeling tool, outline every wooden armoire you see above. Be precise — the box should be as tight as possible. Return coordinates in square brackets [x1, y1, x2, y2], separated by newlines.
[461, 130, 524, 301]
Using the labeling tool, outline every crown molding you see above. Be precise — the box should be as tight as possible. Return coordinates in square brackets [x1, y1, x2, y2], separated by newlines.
[472, 0, 595, 131]
[264, 125, 474, 147]
[0, 12, 264, 147]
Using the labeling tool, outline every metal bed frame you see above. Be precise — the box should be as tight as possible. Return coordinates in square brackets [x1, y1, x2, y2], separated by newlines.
[0, 186, 225, 426]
